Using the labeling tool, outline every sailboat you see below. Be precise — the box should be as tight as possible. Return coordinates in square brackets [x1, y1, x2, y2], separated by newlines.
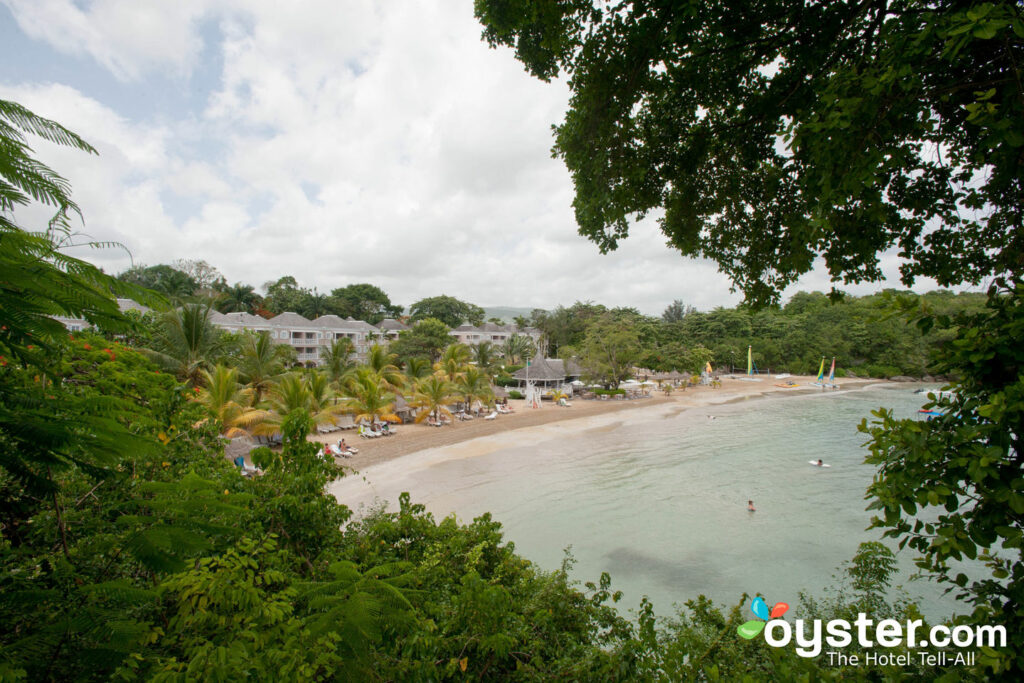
[738, 345, 762, 381]
[814, 357, 839, 389]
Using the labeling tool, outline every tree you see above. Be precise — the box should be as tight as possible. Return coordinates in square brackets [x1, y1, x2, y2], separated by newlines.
[341, 367, 400, 427]
[173, 258, 225, 295]
[195, 365, 260, 436]
[501, 333, 536, 365]
[119, 264, 198, 300]
[572, 316, 641, 388]
[388, 318, 453, 364]
[320, 337, 356, 388]
[218, 282, 261, 313]
[471, 340, 499, 373]
[329, 283, 403, 324]
[410, 375, 458, 425]
[364, 344, 405, 390]
[144, 304, 228, 387]
[409, 295, 485, 328]
[237, 331, 292, 404]
[861, 282, 1024, 673]
[476, 1, 1024, 305]
[662, 299, 695, 323]
[263, 276, 312, 315]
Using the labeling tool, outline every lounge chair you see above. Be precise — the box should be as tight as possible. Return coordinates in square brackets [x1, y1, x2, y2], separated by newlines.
[484, 411, 498, 420]
[558, 398, 572, 407]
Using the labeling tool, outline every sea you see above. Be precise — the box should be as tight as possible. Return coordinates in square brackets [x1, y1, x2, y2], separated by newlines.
[338, 384, 976, 621]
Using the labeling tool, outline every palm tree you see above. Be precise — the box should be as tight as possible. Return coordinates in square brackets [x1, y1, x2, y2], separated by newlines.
[249, 373, 341, 437]
[320, 337, 356, 388]
[403, 357, 433, 381]
[410, 375, 457, 425]
[365, 344, 404, 390]
[237, 331, 291, 405]
[341, 367, 399, 427]
[301, 288, 329, 318]
[194, 365, 263, 437]
[144, 303, 226, 387]
[472, 341, 498, 373]
[501, 334, 535, 365]
[218, 282, 260, 313]
[456, 366, 494, 414]
[436, 342, 471, 382]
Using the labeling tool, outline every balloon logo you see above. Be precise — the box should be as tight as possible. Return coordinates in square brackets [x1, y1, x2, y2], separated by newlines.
[736, 596, 789, 639]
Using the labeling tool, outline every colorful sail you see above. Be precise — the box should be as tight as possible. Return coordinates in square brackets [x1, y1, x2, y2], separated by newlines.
[705, 361, 713, 375]
[816, 357, 825, 382]
[747, 346, 753, 375]
[827, 357, 836, 383]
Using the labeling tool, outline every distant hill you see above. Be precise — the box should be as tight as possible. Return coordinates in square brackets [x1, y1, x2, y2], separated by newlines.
[482, 306, 543, 324]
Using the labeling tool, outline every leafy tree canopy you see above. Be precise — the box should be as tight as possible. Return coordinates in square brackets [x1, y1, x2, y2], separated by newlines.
[476, 0, 1024, 305]
[328, 283, 403, 324]
[118, 263, 198, 300]
[409, 295, 485, 328]
[389, 318, 454, 364]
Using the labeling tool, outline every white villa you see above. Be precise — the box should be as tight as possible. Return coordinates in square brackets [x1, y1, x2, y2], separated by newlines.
[54, 299, 538, 368]
[53, 298, 152, 332]
[450, 322, 542, 347]
[208, 311, 387, 365]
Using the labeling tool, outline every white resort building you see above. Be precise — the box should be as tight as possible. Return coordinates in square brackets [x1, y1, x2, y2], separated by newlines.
[55, 299, 537, 368]
[450, 322, 542, 347]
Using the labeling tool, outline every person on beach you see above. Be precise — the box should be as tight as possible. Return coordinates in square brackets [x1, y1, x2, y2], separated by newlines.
[748, 500, 756, 512]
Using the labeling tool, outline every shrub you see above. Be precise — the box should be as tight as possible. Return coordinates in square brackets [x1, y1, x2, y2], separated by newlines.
[508, 390, 524, 399]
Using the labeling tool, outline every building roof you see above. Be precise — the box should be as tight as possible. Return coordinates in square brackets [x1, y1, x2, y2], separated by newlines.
[378, 318, 408, 331]
[116, 298, 151, 314]
[219, 311, 271, 327]
[340, 317, 380, 332]
[311, 314, 346, 328]
[269, 312, 312, 327]
[511, 357, 571, 381]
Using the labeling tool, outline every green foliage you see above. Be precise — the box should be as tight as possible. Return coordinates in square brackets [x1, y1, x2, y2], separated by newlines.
[569, 314, 641, 388]
[476, 0, 1024, 305]
[389, 317, 454, 364]
[409, 295, 485, 328]
[328, 283, 402, 324]
[861, 280, 1024, 675]
[507, 390, 524, 400]
[143, 304, 230, 387]
[118, 264, 198, 300]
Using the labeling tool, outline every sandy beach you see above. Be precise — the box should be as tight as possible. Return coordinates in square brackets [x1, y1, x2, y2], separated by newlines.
[316, 375, 881, 492]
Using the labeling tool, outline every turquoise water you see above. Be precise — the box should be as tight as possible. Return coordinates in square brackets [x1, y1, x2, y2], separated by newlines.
[364, 385, 970, 620]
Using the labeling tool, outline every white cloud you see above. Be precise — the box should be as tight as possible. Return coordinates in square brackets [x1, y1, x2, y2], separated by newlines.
[2, 0, 964, 317]
[2, 0, 213, 81]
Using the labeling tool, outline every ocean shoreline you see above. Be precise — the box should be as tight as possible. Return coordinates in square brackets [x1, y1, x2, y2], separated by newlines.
[325, 375, 892, 510]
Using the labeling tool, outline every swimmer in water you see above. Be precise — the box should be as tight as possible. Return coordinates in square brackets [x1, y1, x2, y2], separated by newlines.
[816, 459, 824, 467]
[748, 500, 756, 512]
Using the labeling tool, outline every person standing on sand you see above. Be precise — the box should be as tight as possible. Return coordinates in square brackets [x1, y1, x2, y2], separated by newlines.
[748, 500, 756, 512]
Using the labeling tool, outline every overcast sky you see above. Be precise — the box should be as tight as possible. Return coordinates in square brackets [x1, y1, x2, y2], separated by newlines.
[0, 0, 959, 315]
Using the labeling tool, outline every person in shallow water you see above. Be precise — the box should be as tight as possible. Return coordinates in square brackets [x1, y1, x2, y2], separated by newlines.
[816, 459, 824, 466]
[747, 500, 756, 512]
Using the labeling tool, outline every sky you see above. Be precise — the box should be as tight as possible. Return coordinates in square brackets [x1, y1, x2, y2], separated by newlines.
[0, 0, 960, 315]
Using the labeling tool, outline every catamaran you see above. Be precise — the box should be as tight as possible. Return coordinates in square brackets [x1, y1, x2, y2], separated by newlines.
[814, 356, 839, 389]
[738, 345, 762, 381]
